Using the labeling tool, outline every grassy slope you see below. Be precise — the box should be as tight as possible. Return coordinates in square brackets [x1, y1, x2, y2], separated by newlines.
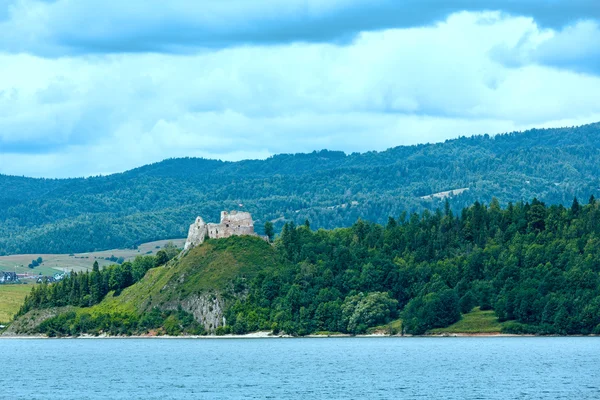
[0, 238, 187, 328]
[367, 318, 403, 335]
[428, 308, 505, 334]
[335, 309, 504, 335]
[5, 236, 280, 335]
[89, 236, 279, 317]
[0, 284, 33, 323]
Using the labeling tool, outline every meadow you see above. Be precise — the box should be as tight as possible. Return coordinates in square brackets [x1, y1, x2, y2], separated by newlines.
[0, 239, 185, 275]
[428, 308, 504, 334]
[0, 284, 33, 323]
[0, 239, 184, 325]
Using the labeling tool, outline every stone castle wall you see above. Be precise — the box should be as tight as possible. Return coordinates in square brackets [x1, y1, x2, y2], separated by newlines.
[184, 211, 256, 251]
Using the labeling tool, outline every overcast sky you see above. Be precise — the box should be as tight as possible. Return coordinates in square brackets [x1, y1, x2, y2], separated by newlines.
[1, 0, 599, 178]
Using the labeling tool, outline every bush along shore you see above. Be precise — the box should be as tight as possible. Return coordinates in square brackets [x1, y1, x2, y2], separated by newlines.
[8, 196, 600, 337]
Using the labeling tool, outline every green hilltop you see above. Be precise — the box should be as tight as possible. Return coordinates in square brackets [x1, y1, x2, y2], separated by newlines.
[7, 236, 279, 336]
[6, 197, 600, 337]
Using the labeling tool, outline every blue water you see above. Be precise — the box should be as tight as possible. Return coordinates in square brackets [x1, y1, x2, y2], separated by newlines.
[1, 337, 599, 399]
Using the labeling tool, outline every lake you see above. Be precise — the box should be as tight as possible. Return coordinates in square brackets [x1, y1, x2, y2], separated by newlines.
[1, 337, 599, 399]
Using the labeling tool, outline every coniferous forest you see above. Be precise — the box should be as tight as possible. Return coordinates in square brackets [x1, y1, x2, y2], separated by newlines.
[17, 196, 600, 336]
[2, 123, 600, 255]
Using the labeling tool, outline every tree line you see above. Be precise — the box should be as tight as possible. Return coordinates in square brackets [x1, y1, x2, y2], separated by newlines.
[17, 196, 600, 336]
[2, 123, 600, 255]
[18, 244, 179, 314]
[223, 196, 600, 335]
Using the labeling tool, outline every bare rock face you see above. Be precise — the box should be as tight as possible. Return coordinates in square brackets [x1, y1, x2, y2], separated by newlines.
[183, 211, 256, 251]
[180, 294, 226, 333]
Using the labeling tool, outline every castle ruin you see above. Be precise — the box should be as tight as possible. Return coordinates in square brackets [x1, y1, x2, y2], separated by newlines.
[184, 211, 256, 251]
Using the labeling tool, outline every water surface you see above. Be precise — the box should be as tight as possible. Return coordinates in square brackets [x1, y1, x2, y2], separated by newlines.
[1, 337, 599, 399]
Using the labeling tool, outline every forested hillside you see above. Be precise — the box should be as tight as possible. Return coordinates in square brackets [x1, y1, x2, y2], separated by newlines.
[1, 122, 600, 254]
[12, 197, 600, 337]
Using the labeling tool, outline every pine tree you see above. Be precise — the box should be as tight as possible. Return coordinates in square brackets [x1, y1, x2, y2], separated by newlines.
[264, 221, 274, 242]
[571, 197, 580, 216]
[90, 261, 103, 305]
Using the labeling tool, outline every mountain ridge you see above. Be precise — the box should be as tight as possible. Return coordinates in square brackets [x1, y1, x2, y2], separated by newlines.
[1, 122, 599, 254]
[5, 122, 599, 181]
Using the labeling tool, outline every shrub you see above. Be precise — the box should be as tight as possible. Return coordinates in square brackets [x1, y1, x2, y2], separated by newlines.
[402, 289, 461, 334]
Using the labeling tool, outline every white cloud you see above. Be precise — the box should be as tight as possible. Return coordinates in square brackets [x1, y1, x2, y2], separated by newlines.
[1, 11, 600, 177]
[493, 20, 600, 74]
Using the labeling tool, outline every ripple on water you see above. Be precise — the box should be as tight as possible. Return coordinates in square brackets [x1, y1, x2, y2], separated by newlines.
[0, 337, 599, 399]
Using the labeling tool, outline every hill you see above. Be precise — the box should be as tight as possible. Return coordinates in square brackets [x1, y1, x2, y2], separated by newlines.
[6, 236, 281, 335]
[6, 197, 600, 337]
[1, 122, 600, 254]
[95, 235, 281, 332]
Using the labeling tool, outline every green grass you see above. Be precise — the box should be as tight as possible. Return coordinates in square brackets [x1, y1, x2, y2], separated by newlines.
[0, 284, 33, 322]
[368, 318, 403, 334]
[176, 236, 279, 294]
[0, 238, 186, 275]
[428, 308, 504, 334]
[90, 235, 280, 316]
[99, 266, 173, 314]
[311, 331, 347, 336]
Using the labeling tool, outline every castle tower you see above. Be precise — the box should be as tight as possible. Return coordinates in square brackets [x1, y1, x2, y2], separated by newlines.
[183, 216, 208, 251]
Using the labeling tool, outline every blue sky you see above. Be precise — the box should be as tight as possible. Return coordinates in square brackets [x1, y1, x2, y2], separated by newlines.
[0, 0, 599, 177]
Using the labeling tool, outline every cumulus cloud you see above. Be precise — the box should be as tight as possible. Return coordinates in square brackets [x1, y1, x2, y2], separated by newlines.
[1, 11, 600, 177]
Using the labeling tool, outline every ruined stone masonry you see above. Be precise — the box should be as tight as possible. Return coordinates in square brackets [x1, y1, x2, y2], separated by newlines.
[184, 211, 256, 251]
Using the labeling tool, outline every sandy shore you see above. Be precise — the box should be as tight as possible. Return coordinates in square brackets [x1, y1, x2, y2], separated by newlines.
[1, 331, 290, 339]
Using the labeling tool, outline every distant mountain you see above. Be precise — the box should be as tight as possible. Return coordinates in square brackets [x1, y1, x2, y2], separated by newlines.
[1, 122, 599, 254]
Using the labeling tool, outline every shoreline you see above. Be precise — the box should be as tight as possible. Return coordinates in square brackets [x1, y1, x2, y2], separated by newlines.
[1, 331, 595, 339]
